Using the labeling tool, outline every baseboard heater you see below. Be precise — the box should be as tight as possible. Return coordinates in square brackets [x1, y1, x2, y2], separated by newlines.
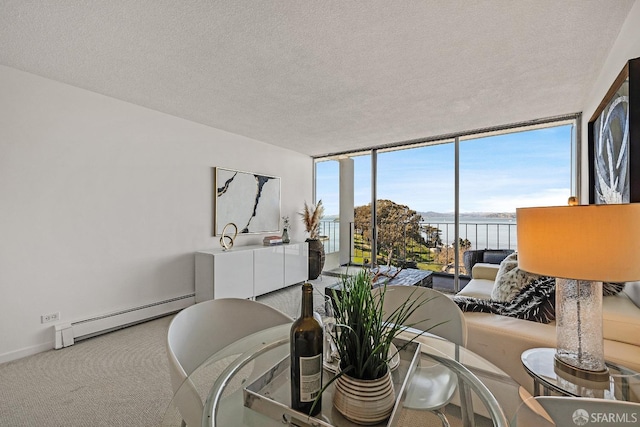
[54, 294, 194, 349]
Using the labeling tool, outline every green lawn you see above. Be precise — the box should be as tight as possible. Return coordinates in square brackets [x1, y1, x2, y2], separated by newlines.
[352, 234, 443, 271]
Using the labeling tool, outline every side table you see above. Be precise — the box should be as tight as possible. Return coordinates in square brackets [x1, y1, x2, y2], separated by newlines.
[521, 348, 640, 402]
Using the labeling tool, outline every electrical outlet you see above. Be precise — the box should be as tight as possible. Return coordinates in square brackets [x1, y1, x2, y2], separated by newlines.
[41, 312, 60, 324]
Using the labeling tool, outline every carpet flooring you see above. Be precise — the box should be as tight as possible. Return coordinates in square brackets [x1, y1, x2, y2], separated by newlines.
[0, 315, 173, 426]
[0, 275, 488, 427]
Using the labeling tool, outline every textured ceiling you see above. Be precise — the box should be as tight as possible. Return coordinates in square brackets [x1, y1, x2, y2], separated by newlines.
[0, 1, 635, 156]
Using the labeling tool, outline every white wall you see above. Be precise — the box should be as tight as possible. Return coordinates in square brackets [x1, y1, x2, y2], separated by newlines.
[0, 65, 312, 362]
[581, 0, 640, 202]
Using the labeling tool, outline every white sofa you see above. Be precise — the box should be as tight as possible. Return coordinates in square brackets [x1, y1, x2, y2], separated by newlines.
[457, 262, 640, 394]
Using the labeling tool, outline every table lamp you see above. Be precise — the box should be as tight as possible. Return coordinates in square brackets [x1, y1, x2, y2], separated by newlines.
[516, 203, 640, 381]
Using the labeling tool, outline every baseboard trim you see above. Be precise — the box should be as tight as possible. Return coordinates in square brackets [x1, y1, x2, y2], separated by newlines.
[0, 341, 54, 365]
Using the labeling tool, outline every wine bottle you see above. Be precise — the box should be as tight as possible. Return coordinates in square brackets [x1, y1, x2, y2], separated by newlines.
[290, 282, 323, 416]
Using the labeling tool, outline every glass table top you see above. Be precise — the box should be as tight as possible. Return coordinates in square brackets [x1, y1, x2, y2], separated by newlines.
[521, 347, 640, 401]
[163, 324, 521, 427]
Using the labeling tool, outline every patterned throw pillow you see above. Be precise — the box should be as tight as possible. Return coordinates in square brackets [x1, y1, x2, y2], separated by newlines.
[454, 277, 556, 324]
[500, 277, 556, 323]
[490, 252, 544, 302]
[602, 282, 625, 296]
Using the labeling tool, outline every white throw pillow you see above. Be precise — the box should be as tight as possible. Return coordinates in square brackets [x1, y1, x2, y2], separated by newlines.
[490, 252, 543, 302]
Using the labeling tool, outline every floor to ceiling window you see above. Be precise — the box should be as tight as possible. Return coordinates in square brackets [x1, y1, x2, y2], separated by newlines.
[314, 116, 577, 288]
[376, 142, 454, 271]
[315, 159, 340, 253]
[458, 124, 574, 265]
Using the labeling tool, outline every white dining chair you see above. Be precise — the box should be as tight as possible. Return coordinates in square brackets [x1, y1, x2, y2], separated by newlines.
[512, 394, 640, 427]
[374, 285, 468, 427]
[166, 298, 293, 427]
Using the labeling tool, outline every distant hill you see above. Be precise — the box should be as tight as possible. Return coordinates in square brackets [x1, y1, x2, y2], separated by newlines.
[322, 212, 516, 220]
[420, 211, 516, 219]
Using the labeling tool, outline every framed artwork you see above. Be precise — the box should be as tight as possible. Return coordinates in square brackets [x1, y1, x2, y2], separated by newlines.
[214, 167, 281, 235]
[589, 57, 640, 204]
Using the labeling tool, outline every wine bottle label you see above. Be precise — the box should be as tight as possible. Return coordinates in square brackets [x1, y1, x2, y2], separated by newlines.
[298, 353, 322, 402]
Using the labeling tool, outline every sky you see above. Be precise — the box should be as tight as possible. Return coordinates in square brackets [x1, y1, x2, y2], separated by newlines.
[316, 125, 573, 216]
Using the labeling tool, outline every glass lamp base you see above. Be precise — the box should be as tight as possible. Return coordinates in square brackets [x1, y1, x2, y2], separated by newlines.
[555, 278, 609, 382]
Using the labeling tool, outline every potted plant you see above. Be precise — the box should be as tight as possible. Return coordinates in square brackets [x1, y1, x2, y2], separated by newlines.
[299, 200, 325, 279]
[328, 270, 435, 424]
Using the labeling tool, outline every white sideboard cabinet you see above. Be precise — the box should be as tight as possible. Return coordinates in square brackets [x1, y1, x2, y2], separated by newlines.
[284, 243, 308, 286]
[254, 246, 285, 296]
[195, 242, 308, 302]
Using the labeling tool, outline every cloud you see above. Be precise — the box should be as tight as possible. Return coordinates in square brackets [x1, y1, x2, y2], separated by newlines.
[468, 188, 571, 212]
[317, 124, 573, 215]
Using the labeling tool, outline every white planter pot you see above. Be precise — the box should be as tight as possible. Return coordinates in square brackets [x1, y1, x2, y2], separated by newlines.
[332, 370, 395, 425]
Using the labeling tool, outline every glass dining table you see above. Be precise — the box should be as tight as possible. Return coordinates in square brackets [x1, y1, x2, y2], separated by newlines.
[162, 323, 521, 427]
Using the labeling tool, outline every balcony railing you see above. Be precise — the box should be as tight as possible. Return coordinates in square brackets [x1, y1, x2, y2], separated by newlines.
[349, 220, 517, 276]
[318, 220, 340, 254]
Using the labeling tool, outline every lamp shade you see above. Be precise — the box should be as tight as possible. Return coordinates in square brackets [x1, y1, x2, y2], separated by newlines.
[516, 204, 640, 282]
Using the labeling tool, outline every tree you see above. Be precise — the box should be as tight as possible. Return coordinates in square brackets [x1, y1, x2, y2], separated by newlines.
[435, 238, 472, 274]
[354, 200, 427, 265]
[459, 238, 471, 250]
[422, 224, 442, 248]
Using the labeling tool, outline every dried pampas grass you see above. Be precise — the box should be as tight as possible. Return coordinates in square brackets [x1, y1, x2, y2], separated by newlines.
[300, 200, 324, 239]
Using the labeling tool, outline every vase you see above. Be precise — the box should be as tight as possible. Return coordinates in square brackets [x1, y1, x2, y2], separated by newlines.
[306, 238, 325, 279]
[332, 370, 395, 425]
[282, 228, 290, 244]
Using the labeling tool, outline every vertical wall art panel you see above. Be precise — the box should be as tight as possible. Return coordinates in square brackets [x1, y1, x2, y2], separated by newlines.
[214, 167, 281, 235]
[593, 76, 629, 203]
[589, 57, 640, 204]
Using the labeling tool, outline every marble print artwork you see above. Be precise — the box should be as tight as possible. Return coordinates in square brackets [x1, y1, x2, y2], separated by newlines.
[215, 167, 280, 234]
